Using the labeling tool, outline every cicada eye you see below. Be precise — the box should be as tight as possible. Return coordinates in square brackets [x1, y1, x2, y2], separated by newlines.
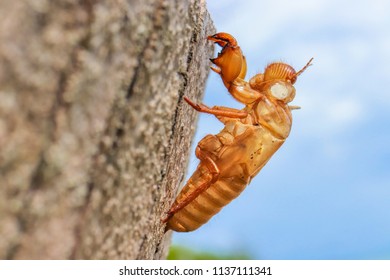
[268, 81, 296, 103]
[270, 83, 288, 99]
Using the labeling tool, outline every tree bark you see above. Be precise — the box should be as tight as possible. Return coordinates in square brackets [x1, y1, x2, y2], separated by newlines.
[0, 0, 215, 259]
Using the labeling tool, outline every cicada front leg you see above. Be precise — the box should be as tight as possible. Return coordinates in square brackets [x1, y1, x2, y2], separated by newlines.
[208, 33, 247, 84]
[208, 33, 262, 104]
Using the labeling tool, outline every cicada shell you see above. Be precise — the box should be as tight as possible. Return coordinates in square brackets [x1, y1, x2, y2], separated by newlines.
[163, 32, 313, 232]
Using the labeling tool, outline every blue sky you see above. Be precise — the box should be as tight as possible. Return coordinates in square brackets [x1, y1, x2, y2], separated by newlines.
[172, 0, 390, 259]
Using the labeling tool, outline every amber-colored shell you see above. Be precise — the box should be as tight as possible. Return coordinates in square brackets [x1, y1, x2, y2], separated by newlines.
[163, 32, 312, 232]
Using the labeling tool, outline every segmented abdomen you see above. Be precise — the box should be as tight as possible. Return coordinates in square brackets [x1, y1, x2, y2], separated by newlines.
[166, 167, 248, 232]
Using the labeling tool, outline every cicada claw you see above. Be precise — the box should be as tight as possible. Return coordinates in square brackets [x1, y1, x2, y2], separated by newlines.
[210, 65, 221, 74]
[207, 32, 247, 87]
[207, 32, 238, 48]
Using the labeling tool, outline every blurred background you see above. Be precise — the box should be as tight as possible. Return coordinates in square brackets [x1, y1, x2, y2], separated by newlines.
[169, 0, 390, 259]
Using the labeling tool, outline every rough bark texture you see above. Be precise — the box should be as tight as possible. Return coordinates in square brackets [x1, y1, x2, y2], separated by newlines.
[0, 0, 214, 259]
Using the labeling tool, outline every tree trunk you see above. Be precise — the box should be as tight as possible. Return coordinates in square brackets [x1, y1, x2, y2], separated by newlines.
[0, 0, 215, 259]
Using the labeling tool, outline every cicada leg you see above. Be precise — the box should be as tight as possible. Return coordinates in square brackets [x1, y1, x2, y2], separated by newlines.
[208, 33, 263, 104]
[184, 97, 248, 119]
[162, 138, 221, 223]
[208, 32, 247, 85]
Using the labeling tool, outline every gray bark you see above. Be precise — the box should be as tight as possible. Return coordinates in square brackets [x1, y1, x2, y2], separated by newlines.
[0, 0, 215, 259]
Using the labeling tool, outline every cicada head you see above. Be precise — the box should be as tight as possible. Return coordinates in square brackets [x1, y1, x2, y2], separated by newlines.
[249, 58, 313, 103]
[249, 63, 297, 103]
